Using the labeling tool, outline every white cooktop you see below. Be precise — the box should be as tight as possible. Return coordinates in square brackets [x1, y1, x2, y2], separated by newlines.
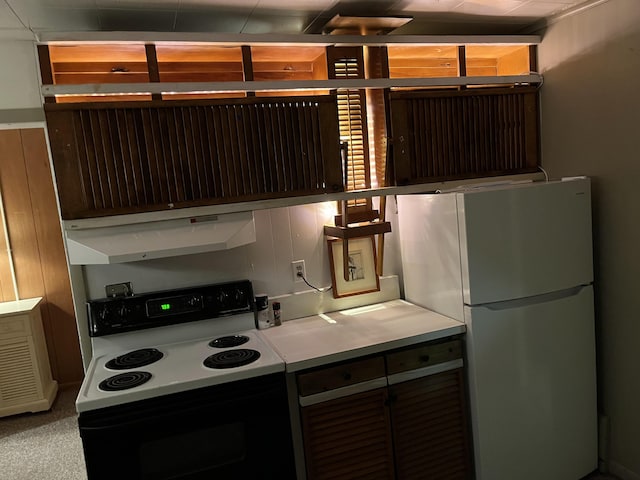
[260, 299, 465, 372]
[77, 329, 284, 413]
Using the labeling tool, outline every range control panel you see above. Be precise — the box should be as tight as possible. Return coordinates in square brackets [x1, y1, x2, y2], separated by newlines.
[87, 280, 254, 337]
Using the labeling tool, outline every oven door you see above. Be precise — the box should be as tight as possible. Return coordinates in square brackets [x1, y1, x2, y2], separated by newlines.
[78, 373, 295, 480]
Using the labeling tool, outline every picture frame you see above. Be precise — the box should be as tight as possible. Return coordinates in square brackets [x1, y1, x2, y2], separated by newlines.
[328, 236, 380, 299]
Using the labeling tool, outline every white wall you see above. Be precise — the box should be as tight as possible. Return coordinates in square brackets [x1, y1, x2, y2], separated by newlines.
[538, 0, 640, 477]
[82, 200, 402, 301]
[0, 39, 42, 111]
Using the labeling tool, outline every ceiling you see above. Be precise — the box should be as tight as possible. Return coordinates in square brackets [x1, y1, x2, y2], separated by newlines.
[1, 0, 602, 38]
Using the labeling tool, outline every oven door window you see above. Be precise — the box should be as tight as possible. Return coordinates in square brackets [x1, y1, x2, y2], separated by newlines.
[140, 422, 245, 480]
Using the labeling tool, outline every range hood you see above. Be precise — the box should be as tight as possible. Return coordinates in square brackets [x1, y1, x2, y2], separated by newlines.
[64, 210, 256, 265]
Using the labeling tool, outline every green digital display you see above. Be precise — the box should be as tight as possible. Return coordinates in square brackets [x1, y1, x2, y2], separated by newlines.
[160, 303, 171, 311]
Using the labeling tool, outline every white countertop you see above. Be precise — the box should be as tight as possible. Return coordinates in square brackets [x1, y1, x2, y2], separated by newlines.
[260, 299, 465, 372]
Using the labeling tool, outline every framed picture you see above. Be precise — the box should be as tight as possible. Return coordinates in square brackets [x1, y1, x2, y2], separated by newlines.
[328, 236, 380, 299]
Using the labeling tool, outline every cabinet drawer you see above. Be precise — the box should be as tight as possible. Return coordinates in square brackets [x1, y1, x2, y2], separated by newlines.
[297, 356, 385, 397]
[386, 339, 462, 375]
[0, 315, 31, 340]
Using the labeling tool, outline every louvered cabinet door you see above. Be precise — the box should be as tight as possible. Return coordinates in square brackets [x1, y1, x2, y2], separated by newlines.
[44, 96, 342, 220]
[389, 369, 472, 480]
[390, 87, 539, 185]
[300, 387, 395, 480]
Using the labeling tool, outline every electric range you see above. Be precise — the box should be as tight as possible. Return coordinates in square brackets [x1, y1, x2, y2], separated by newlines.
[76, 280, 284, 413]
[76, 280, 295, 479]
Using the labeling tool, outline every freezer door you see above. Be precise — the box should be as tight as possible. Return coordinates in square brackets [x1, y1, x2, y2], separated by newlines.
[464, 285, 597, 480]
[458, 178, 593, 305]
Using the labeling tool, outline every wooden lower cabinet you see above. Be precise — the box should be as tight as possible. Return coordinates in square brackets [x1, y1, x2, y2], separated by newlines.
[390, 369, 472, 480]
[301, 388, 395, 480]
[297, 340, 472, 480]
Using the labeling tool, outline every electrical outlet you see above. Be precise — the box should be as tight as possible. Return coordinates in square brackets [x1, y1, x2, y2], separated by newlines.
[291, 260, 305, 283]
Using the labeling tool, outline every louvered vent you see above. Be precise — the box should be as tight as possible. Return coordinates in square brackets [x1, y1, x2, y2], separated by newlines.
[45, 96, 342, 219]
[0, 340, 39, 406]
[390, 369, 471, 480]
[301, 388, 395, 480]
[390, 87, 539, 185]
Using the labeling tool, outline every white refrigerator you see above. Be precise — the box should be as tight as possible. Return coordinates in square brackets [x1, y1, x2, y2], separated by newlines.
[397, 178, 597, 480]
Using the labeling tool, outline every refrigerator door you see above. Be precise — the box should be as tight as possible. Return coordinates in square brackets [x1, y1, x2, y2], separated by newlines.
[458, 178, 593, 305]
[464, 285, 597, 480]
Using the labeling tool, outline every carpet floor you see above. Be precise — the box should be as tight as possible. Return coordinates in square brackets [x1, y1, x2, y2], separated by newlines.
[0, 385, 87, 480]
[0, 384, 624, 480]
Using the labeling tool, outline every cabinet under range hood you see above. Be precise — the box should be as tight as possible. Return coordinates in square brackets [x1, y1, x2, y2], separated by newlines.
[64, 210, 256, 265]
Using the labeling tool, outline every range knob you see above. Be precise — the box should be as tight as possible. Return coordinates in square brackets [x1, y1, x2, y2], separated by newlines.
[234, 289, 247, 306]
[217, 290, 230, 306]
[117, 304, 131, 320]
[98, 306, 111, 322]
[186, 295, 201, 308]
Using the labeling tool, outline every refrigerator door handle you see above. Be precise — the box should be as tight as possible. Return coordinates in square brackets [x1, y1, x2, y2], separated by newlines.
[470, 284, 591, 310]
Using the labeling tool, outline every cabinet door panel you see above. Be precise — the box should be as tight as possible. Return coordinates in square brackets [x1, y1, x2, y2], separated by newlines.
[45, 96, 342, 219]
[301, 387, 394, 480]
[390, 369, 472, 480]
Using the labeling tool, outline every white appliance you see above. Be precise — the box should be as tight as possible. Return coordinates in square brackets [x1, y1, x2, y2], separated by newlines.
[64, 209, 256, 264]
[397, 178, 597, 480]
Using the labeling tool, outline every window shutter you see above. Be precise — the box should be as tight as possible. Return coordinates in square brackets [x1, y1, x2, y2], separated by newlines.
[327, 47, 371, 211]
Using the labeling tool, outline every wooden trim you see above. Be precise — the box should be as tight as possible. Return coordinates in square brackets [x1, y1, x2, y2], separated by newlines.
[324, 222, 391, 239]
[529, 44, 538, 72]
[334, 209, 379, 226]
[241, 46, 255, 97]
[457, 45, 467, 78]
[37, 45, 54, 85]
[37, 45, 57, 104]
[145, 44, 160, 81]
[145, 44, 162, 101]
[241, 46, 254, 81]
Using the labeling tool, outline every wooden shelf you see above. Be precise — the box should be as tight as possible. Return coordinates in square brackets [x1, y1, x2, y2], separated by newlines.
[324, 222, 392, 239]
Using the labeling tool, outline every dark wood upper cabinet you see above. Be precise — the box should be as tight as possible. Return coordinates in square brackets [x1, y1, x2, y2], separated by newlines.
[390, 86, 539, 185]
[40, 42, 542, 220]
[45, 95, 342, 220]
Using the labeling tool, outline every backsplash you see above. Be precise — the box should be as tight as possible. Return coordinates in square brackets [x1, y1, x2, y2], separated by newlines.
[81, 199, 402, 302]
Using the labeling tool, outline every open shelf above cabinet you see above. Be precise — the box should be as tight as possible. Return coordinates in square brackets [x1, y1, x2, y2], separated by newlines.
[38, 35, 541, 100]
